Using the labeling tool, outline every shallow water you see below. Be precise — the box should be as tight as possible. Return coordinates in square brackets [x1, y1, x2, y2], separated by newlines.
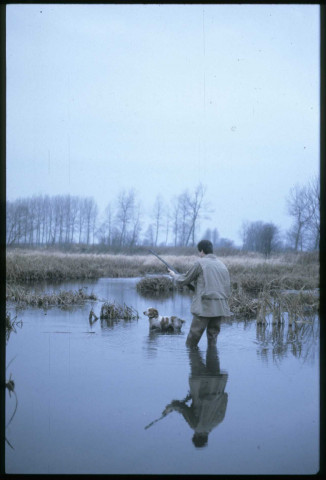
[6, 278, 320, 475]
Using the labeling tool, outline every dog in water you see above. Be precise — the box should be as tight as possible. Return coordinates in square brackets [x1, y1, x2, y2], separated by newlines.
[143, 307, 185, 332]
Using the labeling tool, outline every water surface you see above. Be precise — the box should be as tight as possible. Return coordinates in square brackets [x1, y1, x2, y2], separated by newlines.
[6, 278, 319, 475]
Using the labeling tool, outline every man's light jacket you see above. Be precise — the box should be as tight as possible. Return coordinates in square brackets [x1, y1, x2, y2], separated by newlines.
[174, 254, 233, 317]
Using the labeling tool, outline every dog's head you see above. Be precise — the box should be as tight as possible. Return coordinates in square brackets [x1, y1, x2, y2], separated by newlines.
[143, 307, 159, 319]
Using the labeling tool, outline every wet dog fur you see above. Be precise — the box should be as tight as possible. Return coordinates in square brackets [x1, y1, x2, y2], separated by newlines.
[143, 307, 185, 332]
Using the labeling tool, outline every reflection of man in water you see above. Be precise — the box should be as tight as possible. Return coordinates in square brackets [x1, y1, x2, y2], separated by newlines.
[163, 346, 228, 448]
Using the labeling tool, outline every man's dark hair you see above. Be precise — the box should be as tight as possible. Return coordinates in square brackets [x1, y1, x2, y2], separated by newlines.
[197, 239, 213, 254]
[192, 432, 208, 448]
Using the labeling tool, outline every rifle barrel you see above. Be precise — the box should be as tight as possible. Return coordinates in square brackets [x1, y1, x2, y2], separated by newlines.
[148, 250, 195, 291]
[148, 250, 179, 274]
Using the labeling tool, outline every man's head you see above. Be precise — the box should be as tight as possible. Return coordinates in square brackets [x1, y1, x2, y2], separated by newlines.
[192, 432, 208, 448]
[197, 239, 213, 255]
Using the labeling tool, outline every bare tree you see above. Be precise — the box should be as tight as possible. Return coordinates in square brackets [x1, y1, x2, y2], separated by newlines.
[177, 191, 191, 246]
[68, 196, 80, 243]
[305, 176, 320, 250]
[286, 181, 318, 251]
[98, 203, 113, 246]
[171, 196, 180, 247]
[241, 220, 280, 256]
[77, 198, 86, 244]
[128, 200, 142, 248]
[151, 195, 164, 246]
[212, 228, 219, 247]
[163, 209, 171, 246]
[217, 238, 234, 250]
[202, 227, 219, 246]
[184, 184, 203, 246]
[143, 224, 154, 246]
[114, 189, 142, 247]
[170, 184, 211, 247]
[6, 200, 29, 245]
[83, 197, 98, 245]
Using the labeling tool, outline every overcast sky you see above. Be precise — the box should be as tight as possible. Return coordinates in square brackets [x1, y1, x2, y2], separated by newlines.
[6, 4, 320, 245]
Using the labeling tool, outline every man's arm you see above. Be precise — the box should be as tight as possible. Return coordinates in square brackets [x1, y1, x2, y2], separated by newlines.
[168, 262, 201, 288]
[163, 400, 197, 429]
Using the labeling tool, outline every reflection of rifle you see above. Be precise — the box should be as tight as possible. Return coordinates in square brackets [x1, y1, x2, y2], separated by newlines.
[144, 394, 192, 430]
[144, 412, 170, 430]
[148, 250, 195, 291]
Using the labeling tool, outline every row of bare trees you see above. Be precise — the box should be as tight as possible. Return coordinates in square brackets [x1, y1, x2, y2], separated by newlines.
[6, 184, 211, 248]
[6, 195, 98, 246]
[6, 177, 320, 252]
[97, 183, 209, 248]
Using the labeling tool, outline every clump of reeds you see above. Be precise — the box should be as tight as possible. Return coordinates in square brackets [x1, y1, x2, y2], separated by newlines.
[100, 301, 139, 320]
[136, 276, 175, 295]
[255, 288, 319, 325]
[229, 279, 319, 321]
[6, 285, 97, 308]
[6, 310, 23, 343]
[229, 289, 260, 318]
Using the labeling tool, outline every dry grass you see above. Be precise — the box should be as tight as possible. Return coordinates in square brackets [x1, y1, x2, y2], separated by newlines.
[6, 249, 319, 319]
[6, 285, 97, 308]
[136, 276, 175, 295]
[6, 250, 319, 294]
[255, 289, 319, 324]
[100, 301, 139, 320]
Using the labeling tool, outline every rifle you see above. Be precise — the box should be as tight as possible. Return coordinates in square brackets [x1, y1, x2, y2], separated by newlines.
[144, 394, 192, 430]
[148, 250, 195, 291]
[144, 412, 169, 430]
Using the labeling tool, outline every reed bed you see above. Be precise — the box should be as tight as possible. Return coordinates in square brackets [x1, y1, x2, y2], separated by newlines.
[6, 249, 319, 319]
[255, 289, 319, 324]
[136, 276, 175, 294]
[6, 250, 319, 291]
[6, 285, 97, 308]
[100, 301, 139, 320]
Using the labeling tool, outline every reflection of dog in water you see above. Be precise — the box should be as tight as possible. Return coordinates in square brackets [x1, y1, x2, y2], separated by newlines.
[143, 307, 185, 332]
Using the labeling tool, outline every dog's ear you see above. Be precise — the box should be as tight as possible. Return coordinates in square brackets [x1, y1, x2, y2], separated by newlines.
[151, 308, 159, 317]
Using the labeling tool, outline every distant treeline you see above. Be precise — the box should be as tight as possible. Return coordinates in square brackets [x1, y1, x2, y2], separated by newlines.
[6, 177, 319, 254]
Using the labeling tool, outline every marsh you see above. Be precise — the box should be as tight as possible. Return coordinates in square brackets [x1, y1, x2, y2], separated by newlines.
[6, 277, 319, 475]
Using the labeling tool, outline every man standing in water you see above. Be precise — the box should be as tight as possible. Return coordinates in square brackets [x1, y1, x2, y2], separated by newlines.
[168, 239, 232, 347]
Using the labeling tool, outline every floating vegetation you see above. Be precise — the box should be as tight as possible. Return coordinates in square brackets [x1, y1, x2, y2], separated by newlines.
[136, 276, 175, 295]
[100, 301, 139, 320]
[6, 285, 98, 308]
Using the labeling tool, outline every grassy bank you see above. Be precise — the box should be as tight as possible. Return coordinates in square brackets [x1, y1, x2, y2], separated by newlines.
[6, 249, 319, 292]
[6, 284, 98, 308]
[5, 249, 319, 320]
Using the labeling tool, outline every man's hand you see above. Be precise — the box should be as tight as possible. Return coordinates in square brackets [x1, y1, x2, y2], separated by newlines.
[168, 269, 176, 277]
